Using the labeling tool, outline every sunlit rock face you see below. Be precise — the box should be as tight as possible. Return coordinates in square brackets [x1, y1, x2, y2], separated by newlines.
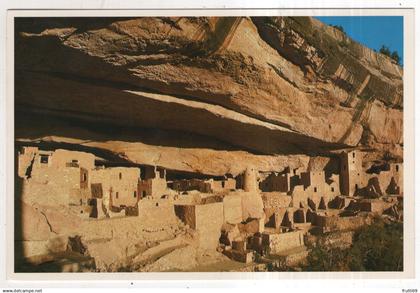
[15, 16, 402, 175]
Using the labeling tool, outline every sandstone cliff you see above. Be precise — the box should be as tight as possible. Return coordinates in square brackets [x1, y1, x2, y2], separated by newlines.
[15, 17, 403, 175]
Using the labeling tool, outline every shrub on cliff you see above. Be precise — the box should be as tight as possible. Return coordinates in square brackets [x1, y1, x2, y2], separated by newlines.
[306, 245, 352, 271]
[349, 219, 403, 271]
[332, 25, 345, 33]
[379, 45, 401, 65]
[391, 51, 401, 64]
[305, 218, 403, 271]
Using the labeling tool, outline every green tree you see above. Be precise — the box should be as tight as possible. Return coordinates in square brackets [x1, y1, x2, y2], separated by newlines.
[379, 45, 392, 57]
[305, 245, 352, 271]
[391, 51, 401, 64]
[332, 25, 345, 33]
[349, 220, 403, 271]
[379, 45, 401, 65]
[304, 218, 403, 271]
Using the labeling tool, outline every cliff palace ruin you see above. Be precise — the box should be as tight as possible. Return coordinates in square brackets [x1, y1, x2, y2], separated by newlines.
[14, 16, 403, 272]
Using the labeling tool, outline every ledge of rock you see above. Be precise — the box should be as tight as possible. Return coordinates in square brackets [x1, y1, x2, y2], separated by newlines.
[15, 16, 403, 173]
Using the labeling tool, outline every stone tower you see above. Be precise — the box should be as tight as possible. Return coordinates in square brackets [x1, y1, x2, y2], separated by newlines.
[339, 150, 363, 196]
[243, 167, 258, 192]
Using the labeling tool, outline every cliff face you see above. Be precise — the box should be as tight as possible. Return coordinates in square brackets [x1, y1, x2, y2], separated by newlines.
[15, 17, 403, 175]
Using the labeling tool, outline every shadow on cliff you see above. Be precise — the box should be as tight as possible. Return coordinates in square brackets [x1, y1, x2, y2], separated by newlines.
[14, 147, 25, 272]
[15, 110, 248, 153]
[15, 17, 349, 157]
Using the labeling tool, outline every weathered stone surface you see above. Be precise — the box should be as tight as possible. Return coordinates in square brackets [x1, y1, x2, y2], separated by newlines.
[220, 224, 241, 246]
[15, 16, 403, 176]
[239, 217, 265, 234]
[222, 195, 243, 224]
[313, 214, 373, 233]
[262, 230, 305, 254]
[18, 236, 69, 260]
[240, 192, 264, 220]
[174, 202, 224, 250]
[38, 207, 83, 236]
[16, 201, 53, 241]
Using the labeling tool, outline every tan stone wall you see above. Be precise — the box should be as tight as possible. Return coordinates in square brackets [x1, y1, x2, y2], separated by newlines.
[138, 180, 152, 198]
[240, 192, 264, 220]
[27, 151, 52, 174]
[222, 195, 242, 224]
[290, 175, 338, 209]
[195, 202, 224, 250]
[290, 185, 306, 207]
[208, 178, 237, 192]
[314, 214, 370, 232]
[262, 231, 304, 254]
[209, 180, 223, 191]
[50, 149, 95, 170]
[22, 165, 81, 206]
[174, 202, 224, 250]
[301, 171, 324, 189]
[20, 148, 93, 192]
[139, 177, 169, 198]
[224, 178, 237, 190]
[326, 181, 340, 197]
[91, 167, 140, 209]
[150, 178, 168, 197]
[378, 165, 403, 195]
[138, 198, 178, 225]
[18, 147, 38, 178]
[357, 200, 393, 214]
[361, 162, 403, 196]
[262, 192, 291, 208]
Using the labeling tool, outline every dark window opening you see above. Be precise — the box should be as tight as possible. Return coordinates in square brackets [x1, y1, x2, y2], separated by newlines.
[116, 192, 119, 199]
[134, 191, 137, 198]
[40, 155, 49, 164]
[67, 159, 79, 167]
[156, 203, 159, 207]
[142, 191, 147, 198]
[314, 187, 317, 192]
[355, 184, 359, 190]
[396, 165, 399, 172]
[119, 172, 122, 180]
[222, 181, 225, 188]
[159, 170, 165, 179]
[331, 187, 334, 192]
[352, 152, 355, 158]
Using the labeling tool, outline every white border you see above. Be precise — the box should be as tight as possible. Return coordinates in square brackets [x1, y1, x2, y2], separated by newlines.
[0, 1, 418, 290]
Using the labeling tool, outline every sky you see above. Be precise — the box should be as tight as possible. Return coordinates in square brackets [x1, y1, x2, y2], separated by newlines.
[315, 16, 403, 65]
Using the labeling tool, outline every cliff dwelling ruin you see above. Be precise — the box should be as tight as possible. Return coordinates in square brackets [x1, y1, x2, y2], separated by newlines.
[13, 16, 404, 272]
[15, 146, 403, 272]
